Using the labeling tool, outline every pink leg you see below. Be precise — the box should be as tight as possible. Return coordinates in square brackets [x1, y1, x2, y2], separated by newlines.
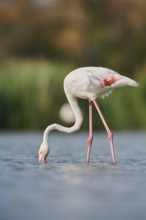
[87, 101, 93, 164]
[92, 99, 116, 164]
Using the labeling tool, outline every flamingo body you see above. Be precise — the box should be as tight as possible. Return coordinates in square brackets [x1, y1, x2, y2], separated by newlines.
[38, 67, 138, 164]
[64, 67, 138, 100]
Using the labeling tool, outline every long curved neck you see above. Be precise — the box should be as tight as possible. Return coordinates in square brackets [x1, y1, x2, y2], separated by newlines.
[43, 93, 83, 143]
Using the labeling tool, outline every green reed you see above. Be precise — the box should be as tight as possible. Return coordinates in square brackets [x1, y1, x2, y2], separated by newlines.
[0, 59, 145, 130]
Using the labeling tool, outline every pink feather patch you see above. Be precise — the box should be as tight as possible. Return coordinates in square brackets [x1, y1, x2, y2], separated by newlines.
[103, 77, 116, 86]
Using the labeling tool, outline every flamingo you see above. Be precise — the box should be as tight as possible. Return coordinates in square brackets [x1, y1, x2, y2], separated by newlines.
[38, 67, 138, 164]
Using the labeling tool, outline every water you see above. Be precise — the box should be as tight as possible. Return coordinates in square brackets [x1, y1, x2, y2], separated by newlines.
[0, 131, 146, 220]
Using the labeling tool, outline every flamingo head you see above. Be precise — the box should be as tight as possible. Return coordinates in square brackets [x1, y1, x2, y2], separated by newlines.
[38, 141, 49, 164]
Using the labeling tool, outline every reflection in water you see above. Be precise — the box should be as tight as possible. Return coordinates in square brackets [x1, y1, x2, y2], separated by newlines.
[0, 131, 146, 220]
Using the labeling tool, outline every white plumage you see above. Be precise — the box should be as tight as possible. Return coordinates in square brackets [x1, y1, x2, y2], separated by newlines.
[64, 67, 138, 100]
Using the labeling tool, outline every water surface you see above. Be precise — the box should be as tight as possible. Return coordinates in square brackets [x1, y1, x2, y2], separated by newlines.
[0, 131, 146, 220]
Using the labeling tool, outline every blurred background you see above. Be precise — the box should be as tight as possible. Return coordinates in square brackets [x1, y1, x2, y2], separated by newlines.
[0, 0, 146, 130]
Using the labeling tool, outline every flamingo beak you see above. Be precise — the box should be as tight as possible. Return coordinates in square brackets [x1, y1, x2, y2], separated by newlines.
[39, 153, 46, 164]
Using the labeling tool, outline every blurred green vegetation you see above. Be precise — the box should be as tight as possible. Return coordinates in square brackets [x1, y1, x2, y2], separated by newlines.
[0, 59, 145, 130]
[0, 0, 146, 130]
[0, 60, 73, 129]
